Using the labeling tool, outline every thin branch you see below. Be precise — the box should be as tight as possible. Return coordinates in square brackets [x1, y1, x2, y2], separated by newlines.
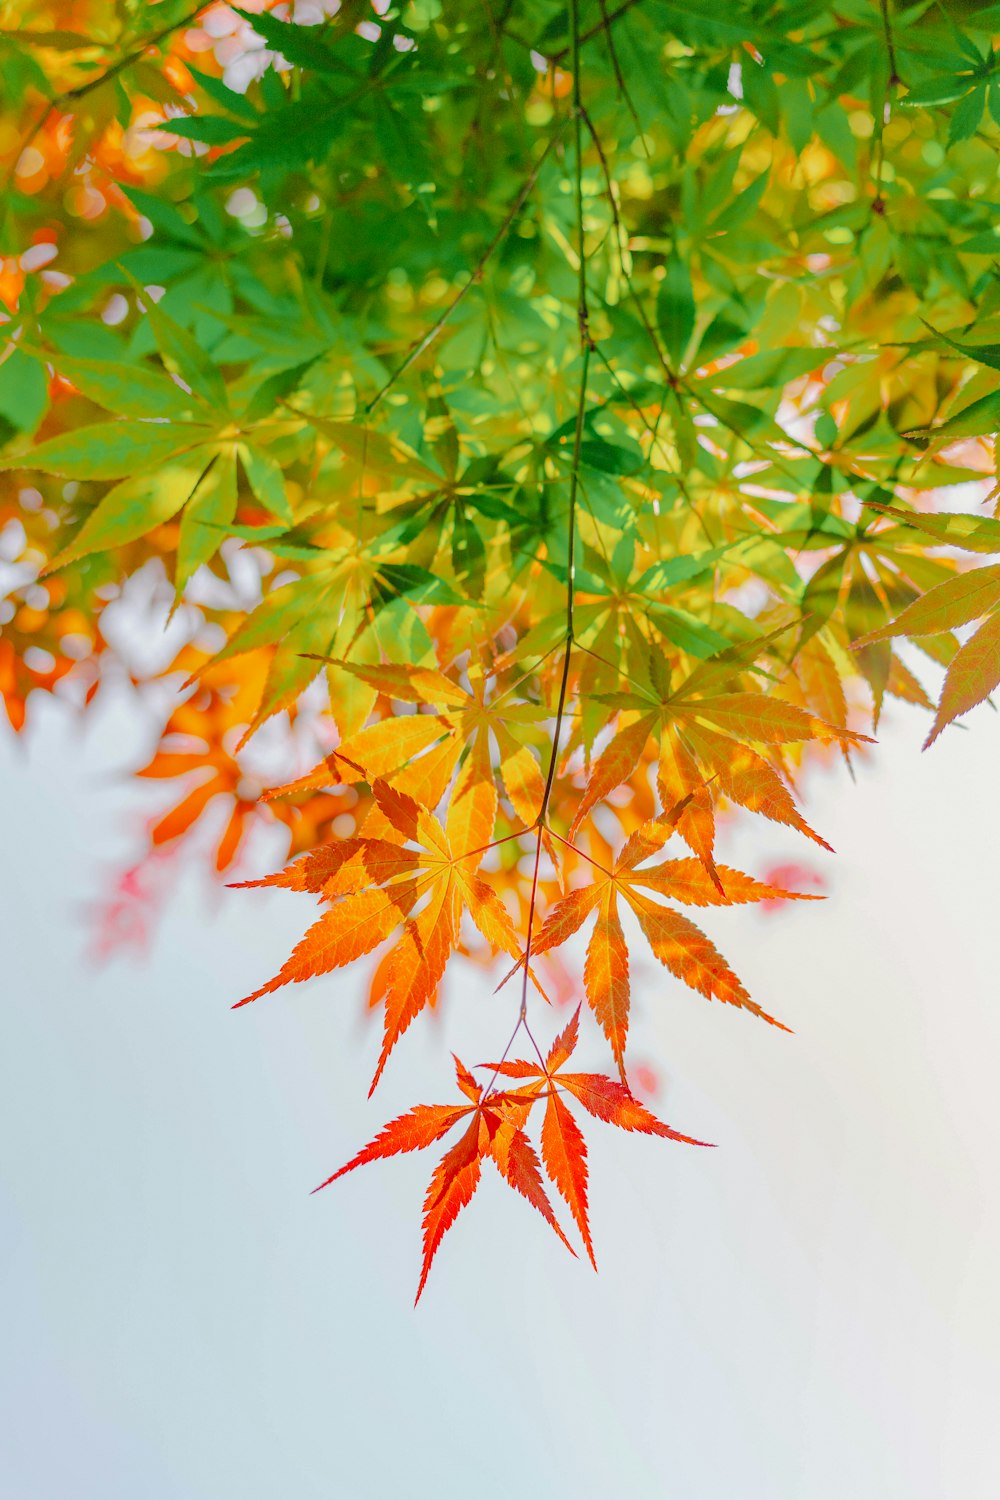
[467, 0, 529, 164]
[517, 0, 592, 1026]
[871, 0, 902, 215]
[67, 6, 207, 100]
[366, 123, 568, 414]
[550, 0, 646, 65]
[4, 4, 206, 187]
[879, 0, 901, 87]
[597, 0, 644, 140]
[577, 105, 680, 395]
[578, 107, 715, 543]
[313, 206, 334, 287]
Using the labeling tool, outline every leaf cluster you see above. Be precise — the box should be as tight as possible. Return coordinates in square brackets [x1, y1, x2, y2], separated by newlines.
[2, 0, 1000, 1294]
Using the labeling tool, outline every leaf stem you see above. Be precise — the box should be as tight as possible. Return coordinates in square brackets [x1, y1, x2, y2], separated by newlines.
[547, 827, 612, 877]
[872, 0, 901, 213]
[879, 0, 900, 88]
[480, 1009, 543, 1100]
[516, 0, 591, 1026]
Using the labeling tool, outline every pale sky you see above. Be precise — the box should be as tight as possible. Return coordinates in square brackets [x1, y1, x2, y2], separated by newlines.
[2, 679, 998, 1499]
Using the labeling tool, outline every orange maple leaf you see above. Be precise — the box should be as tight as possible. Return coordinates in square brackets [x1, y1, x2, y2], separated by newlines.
[478, 1006, 711, 1267]
[572, 659, 870, 872]
[238, 771, 541, 1092]
[272, 657, 551, 860]
[506, 826, 823, 1078]
[313, 1055, 573, 1301]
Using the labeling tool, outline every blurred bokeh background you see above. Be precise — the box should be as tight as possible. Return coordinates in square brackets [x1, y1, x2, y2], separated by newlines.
[2, 683, 998, 1500]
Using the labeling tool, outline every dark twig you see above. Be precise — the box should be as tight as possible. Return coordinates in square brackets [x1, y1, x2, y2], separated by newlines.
[3, 4, 206, 190]
[366, 124, 568, 414]
[516, 0, 592, 1027]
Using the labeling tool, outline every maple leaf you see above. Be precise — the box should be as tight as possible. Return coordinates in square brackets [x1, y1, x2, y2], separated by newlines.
[0, 633, 76, 733]
[571, 655, 869, 871]
[541, 1089, 595, 1267]
[852, 563, 1000, 746]
[922, 612, 1000, 748]
[793, 635, 851, 753]
[282, 657, 551, 863]
[238, 771, 540, 1092]
[785, 501, 968, 718]
[853, 564, 1000, 645]
[417, 1113, 485, 1302]
[313, 1056, 572, 1300]
[487, 1110, 577, 1256]
[479, 1006, 712, 1267]
[134, 653, 318, 874]
[860, 503, 1000, 556]
[508, 829, 822, 1077]
[312, 1102, 472, 1191]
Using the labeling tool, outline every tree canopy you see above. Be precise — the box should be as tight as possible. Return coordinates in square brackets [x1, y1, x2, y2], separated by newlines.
[3, 0, 1000, 1297]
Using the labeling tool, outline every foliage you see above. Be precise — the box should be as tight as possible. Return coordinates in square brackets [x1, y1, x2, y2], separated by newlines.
[3, 0, 1000, 1298]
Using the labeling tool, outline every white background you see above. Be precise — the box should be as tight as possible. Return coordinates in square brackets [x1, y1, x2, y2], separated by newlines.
[2, 682, 998, 1499]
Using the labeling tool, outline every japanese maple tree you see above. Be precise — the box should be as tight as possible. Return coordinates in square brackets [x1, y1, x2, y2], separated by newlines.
[3, 0, 1000, 1298]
